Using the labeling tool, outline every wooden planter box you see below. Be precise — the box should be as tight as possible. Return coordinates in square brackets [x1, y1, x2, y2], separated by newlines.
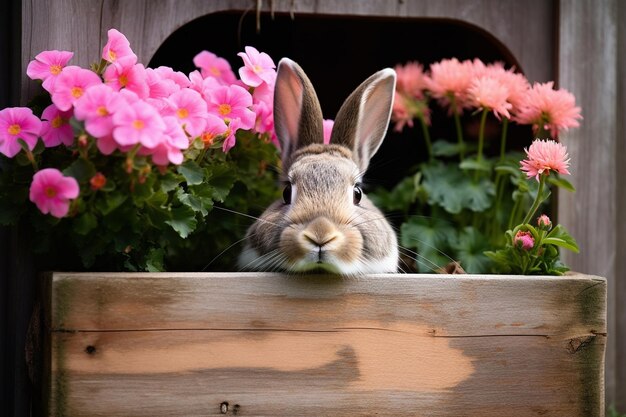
[37, 272, 606, 416]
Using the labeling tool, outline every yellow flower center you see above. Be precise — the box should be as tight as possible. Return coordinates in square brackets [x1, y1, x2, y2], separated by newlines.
[218, 104, 232, 116]
[132, 120, 145, 130]
[71, 86, 83, 98]
[108, 50, 117, 61]
[51, 116, 64, 128]
[119, 74, 128, 87]
[50, 64, 62, 75]
[253, 64, 262, 73]
[45, 186, 57, 198]
[210, 66, 220, 76]
[177, 108, 189, 119]
[97, 106, 108, 117]
[8, 124, 21, 135]
[201, 132, 215, 145]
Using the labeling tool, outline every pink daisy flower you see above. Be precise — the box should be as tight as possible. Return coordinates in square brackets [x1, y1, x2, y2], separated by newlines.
[483, 64, 530, 111]
[102, 28, 137, 65]
[322, 119, 334, 145]
[520, 139, 571, 181]
[514, 230, 534, 251]
[391, 92, 414, 132]
[468, 76, 513, 120]
[162, 88, 208, 137]
[26, 50, 74, 92]
[206, 84, 255, 130]
[426, 58, 475, 112]
[74, 84, 125, 138]
[51, 66, 102, 111]
[40, 104, 74, 147]
[515, 81, 582, 138]
[103, 57, 149, 99]
[237, 46, 276, 88]
[193, 50, 237, 85]
[200, 114, 228, 147]
[0, 107, 42, 157]
[112, 100, 165, 149]
[395, 61, 428, 100]
[29, 168, 79, 218]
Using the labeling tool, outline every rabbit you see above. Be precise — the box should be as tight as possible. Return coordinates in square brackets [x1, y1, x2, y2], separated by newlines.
[238, 58, 398, 275]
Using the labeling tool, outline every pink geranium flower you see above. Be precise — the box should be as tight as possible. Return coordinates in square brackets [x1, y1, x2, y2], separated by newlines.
[102, 28, 137, 64]
[40, 104, 74, 147]
[51, 66, 102, 111]
[206, 85, 255, 130]
[426, 58, 475, 112]
[147, 116, 190, 166]
[162, 88, 208, 137]
[395, 61, 428, 100]
[29, 168, 79, 218]
[514, 230, 534, 251]
[322, 119, 334, 145]
[193, 51, 237, 85]
[74, 84, 125, 138]
[237, 46, 276, 88]
[520, 139, 571, 181]
[515, 81, 582, 138]
[200, 114, 228, 147]
[222, 118, 241, 152]
[26, 50, 74, 92]
[0, 107, 42, 157]
[103, 57, 149, 99]
[153, 66, 190, 89]
[146, 68, 180, 99]
[112, 100, 165, 149]
[468, 76, 513, 120]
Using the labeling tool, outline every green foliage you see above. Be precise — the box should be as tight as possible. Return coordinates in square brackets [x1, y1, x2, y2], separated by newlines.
[0, 129, 280, 272]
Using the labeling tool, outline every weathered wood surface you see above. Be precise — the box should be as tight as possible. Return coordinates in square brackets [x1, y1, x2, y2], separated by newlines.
[42, 272, 606, 416]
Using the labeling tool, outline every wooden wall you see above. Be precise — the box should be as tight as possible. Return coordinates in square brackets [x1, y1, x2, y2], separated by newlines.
[4, 0, 623, 414]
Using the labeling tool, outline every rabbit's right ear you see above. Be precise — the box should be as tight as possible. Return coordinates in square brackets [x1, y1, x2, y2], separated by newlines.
[273, 58, 324, 172]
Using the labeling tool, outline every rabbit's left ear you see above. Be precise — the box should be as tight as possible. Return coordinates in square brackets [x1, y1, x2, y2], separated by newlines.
[330, 68, 396, 172]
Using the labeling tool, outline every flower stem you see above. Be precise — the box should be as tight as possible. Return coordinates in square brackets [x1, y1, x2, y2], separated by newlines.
[499, 118, 509, 162]
[508, 194, 522, 230]
[474, 108, 489, 182]
[25, 149, 38, 172]
[451, 96, 465, 160]
[522, 175, 546, 225]
[418, 114, 433, 162]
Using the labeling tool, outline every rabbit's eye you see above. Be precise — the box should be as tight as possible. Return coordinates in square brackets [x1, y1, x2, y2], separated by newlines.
[283, 183, 292, 204]
[353, 185, 362, 205]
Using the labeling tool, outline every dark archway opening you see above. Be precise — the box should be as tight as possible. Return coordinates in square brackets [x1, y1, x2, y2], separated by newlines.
[150, 11, 533, 190]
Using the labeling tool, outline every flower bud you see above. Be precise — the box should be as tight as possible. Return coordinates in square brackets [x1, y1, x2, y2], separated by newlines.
[89, 172, 107, 191]
[537, 214, 552, 230]
[514, 230, 535, 251]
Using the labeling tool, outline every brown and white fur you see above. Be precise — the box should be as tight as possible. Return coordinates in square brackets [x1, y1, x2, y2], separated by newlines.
[238, 58, 398, 275]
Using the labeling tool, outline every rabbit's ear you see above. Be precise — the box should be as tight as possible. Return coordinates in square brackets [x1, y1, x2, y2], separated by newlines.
[274, 58, 324, 170]
[330, 68, 396, 172]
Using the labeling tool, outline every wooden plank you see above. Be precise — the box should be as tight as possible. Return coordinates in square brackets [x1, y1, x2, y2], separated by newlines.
[557, 0, 619, 405]
[44, 272, 606, 416]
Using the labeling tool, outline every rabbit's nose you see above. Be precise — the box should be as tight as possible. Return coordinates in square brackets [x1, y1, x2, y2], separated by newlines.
[301, 217, 341, 248]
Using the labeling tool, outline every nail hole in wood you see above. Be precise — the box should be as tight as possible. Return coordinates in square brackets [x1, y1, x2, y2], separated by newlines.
[85, 345, 96, 355]
[233, 404, 240, 415]
[220, 401, 229, 414]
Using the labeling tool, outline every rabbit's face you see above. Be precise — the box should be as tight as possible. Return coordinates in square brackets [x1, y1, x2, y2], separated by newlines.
[279, 149, 365, 273]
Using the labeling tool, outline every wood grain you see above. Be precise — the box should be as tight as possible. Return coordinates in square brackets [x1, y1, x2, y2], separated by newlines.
[43, 272, 606, 416]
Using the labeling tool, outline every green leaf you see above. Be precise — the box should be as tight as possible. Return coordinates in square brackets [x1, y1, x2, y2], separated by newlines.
[432, 140, 463, 157]
[206, 163, 237, 202]
[459, 158, 492, 172]
[547, 175, 576, 193]
[177, 188, 213, 216]
[368, 174, 420, 212]
[177, 160, 205, 185]
[32, 138, 46, 155]
[145, 248, 165, 272]
[452, 227, 492, 273]
[543, 234, 580, 253]
[73, 212, 98, 235]
[463, 178, 496, 212]
[165, 205, 197, 238]
[63, 158, 96, 183]
[160, 172, 182, 192]
[95, 192, 128, 215]
[400, 217, 457, 272]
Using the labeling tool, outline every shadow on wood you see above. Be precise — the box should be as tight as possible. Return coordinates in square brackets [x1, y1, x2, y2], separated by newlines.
[38, 272, 606, 416]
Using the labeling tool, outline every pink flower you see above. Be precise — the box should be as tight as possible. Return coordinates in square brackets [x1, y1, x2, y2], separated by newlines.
[483, 64, 530, 112]
[29, 168, 79, 218]
[26, 50, 74, 92]
[0, 107, 42, 157]
[199, 114, 228, 147]
[193, 51, 237, 85]
[520, 139, 571, 181]
[112, 100, 165, 149]
[237, 46, 276, 88]
[468, 76, 513, 120]
[206, 85, 255, 129]
[537, 214, 552, 229]
[40, 104, 74, 147]
[73, 84, 125, 138]
[391, 92, 414, 132]
[103, 58, 149, 99]
[145, 68, 180, 99]
[515, 81, 582, 138]
[395, 61, 428, 100]
[147, 116, 189, 165]
[51, 66, 102, 111]
[162, 88, 207, 137]
[102, 29, 137, 64]
[153, 67, 190, 89]
[222, 118, 241, 152]
[323, 119, 334, 144]
[514, 230, 535, 251]
[426, 58, 475, 112]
